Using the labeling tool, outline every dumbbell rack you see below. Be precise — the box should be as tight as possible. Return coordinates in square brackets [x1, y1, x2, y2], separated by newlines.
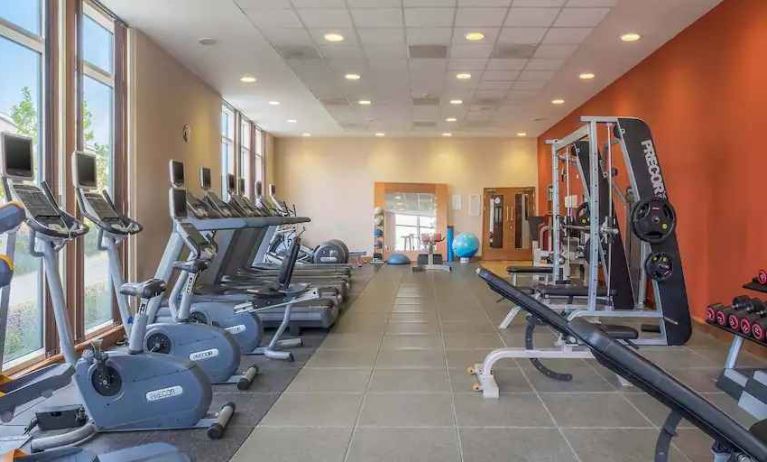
[713, 278, 767, 420]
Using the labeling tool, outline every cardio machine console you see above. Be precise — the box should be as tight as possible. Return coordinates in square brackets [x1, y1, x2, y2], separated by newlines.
[11, 184, 69, 234]
[177, 222, 215, 259]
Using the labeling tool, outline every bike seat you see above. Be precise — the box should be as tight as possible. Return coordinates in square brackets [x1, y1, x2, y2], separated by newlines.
[120, 279, 166, 299]
[173, 260, 209, 274]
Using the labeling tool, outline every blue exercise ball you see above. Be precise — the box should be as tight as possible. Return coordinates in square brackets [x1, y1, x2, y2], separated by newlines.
[452, 233, 479, 259]
[387, 253, 411, 265]
[374, 228, 384, 237]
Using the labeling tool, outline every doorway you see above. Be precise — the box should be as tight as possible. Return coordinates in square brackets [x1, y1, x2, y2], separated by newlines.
[481, 187, 536, 261]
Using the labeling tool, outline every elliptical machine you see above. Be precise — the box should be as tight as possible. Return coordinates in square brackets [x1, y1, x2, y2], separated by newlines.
[72, 151, 258, 390]
[0, 139, 234, 452]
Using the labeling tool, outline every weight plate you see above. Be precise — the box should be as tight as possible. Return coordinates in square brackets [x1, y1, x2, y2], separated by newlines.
[575, 202, 590, 226]
[644, 252, 673, 282]
[92, 365, 122, 397]
[758, 269, 767, 285]
[630, 198, 676, 243]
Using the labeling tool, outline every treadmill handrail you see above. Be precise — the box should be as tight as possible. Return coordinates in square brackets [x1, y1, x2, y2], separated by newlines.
[476, 267, 767, 461]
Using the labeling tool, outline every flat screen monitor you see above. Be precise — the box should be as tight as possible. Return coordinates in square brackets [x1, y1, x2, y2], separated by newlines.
[170, 160, 184, 186]
[170, 188, 187, 218]
[200, 167, 211, 190]
[238, 178, 245, 193]
[74, 151, 97, 188]
[227, 174, 236, 193]
[1, 133, 34, 179]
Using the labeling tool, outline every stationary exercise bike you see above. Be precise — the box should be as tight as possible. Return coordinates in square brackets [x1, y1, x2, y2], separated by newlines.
[72, 151, 258, 390]
[0, 141, 234, 452]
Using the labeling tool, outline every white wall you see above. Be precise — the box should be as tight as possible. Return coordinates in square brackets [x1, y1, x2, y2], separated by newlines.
[274, 136, 538, 256]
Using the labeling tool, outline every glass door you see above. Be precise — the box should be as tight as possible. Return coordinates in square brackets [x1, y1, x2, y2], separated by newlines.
[481, 187, 536, 261]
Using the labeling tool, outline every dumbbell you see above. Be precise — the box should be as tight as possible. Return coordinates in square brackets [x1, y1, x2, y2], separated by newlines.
[752, 316, 767, 342]
[754, 269, 767, 286]
[738, 299, 767, 335]
[705, 303, 725, 323]
[728, 298, 765, 331]
[716, 295, 754, 327]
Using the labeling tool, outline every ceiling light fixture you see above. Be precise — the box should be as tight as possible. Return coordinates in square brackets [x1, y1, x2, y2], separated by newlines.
[551, 99, 565, 105]
[198, 37, 217, 46]
[358, 99, 372, 105]
[345, 73, 361, 80]
[268, 101, 280, 106]
[240, 75, 257, 83]
[375, 132, 385, 137]
[579, 72, 595, 80]
[465, 32, 485, 41]
[324, 32, 345, 42]
[442, 132, 452, 137]
[620, 32, 641, 42]
[456, 73, 472, 80]
[516, 132, 527, 137]
[446, 117, 457, 122]
[302, 133, 311, 137]
[287, 119, 297, 123]
[450, 99, 463, 105]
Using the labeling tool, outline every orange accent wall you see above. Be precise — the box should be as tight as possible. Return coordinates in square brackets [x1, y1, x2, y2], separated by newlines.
[537, 0, 767, 322]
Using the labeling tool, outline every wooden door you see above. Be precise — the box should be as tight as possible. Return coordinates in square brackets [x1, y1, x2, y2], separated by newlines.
[481, 187, 536, 261]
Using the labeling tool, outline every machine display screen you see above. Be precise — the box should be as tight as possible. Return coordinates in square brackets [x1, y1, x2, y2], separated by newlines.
[200, 168, 211, 190]
[170, 161, 185, 186]
[227, 174, 236, 193]
[2, 133, 34, 179]
[75, 152, 97, 188]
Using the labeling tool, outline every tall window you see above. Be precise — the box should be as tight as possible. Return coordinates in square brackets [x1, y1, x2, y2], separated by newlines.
[0, 1, 46, 365]
[239, 117, 252, 198]
[80, 3, 115, 332]
[394, 214, 436, 252]
[255, 127, 264, 190]
[221, 104, 235, 198]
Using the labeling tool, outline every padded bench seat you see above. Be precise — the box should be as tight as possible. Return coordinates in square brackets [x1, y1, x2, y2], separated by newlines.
[535, 284, 617, 297]
[507, 266, 553, 274]
[599, 324, 639, 340]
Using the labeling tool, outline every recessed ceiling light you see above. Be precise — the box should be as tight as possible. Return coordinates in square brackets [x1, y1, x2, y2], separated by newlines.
[445, 117, 457, 122]
[240, 75, 257, 83]
[375, 132, 385, 137]
[620, 33, 641, 42]
[516, 132, 527, 137]
[345, 73, 361, 81]
[324, 32, 344, 42]
[358, 99, 372, 105]
[287, 119, 297, 123]
[302, 133, 311, 137]
[579, 72, 595, 80]
[198, 37, 217, 46]
[456, 73, 472, 80]
[465, 32, 485, 41]
[551, 99, 565, 105]
[268, 101, 280, 106]
[450, 99, 463, 105]
[442, 132, 452, 137]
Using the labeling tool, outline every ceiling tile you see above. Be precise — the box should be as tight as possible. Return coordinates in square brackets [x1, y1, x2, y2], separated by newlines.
[235, 0, 293, 9]
[365, 44, 408, 59]
[525, 58, 564, 70]
[478, 80, 512, 90]
[492, 43, 536, 58]
[553, 7, 609, 27]
[358, 28, 406, 46]
[487, 58, 528, 70]
[447, 58, 487, 70]
[542, 27, 592, 44]
[351, 8, 404, 27]
[348, 0, 401, 6]
[370, 59, 408, 71]
[297, 9, 352, 27]
[455, 8, 508, 27]
[404, 0, 456, 6]
[406, 27, 453, 45]
[409, 44, 449, 58]
[260, 27, 314, 46]
[513, 0, 565, 6]
[497, 27, 547, 44]
[474, 90, 505, 99]
[566, 0, 616, 5]
[458, 0, 510, 5]
[319, 44, 365, 60]
[291, 0, 346, 6]
[517, 69, 555, 81]
[410, 59, 447, 71]
[246, 9, 303, 28]
[504, 8, 559, 27]
[483, 69, 519, 80]
[506, 90, 537, 100]
[533, 43, 577, 58]
[450, 44, 493, 58]
[512, 80, 546, 90]
[405, 8, 456, 27]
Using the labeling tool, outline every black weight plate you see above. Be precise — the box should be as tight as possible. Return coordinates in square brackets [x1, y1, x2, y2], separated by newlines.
[630, 198, 676, 243]
[644, 252, 673, 282]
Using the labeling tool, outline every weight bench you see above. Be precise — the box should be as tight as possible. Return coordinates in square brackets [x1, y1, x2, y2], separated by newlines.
[476, 267, 767, 462]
